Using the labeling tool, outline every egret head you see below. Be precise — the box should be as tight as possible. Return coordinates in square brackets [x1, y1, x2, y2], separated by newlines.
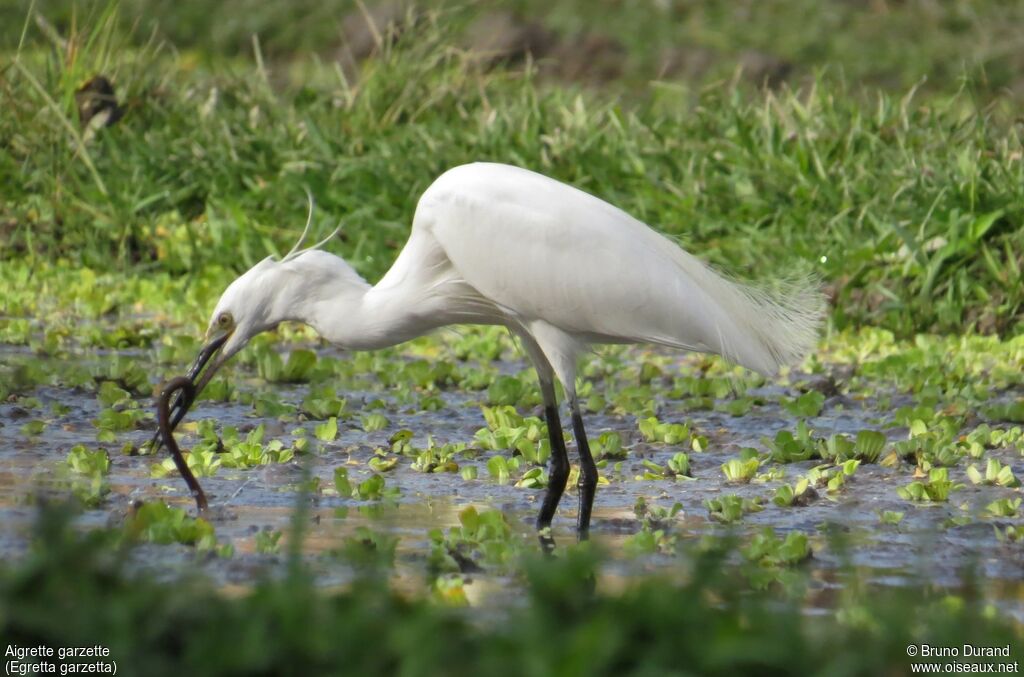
[152, 198, 344, 452]
[185, 256, 282, 396]
[185, 201, 345, 400]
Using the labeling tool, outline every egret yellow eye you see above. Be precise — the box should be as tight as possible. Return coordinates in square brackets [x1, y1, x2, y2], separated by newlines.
[217, 312, 233, 329]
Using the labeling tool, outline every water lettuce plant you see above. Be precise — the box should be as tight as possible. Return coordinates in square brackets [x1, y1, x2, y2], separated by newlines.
[314, 416, 339, 442]
[65, 445, 110, 477]
[821, 430, 888, 464]
[772, 479, 818, 507]
[474, 405, 551, 466]
[985, 498, 1021, 519]
[762, 421, 821, 463]
[705, 495, 764, 524]
[897, 468, 962, 503]
[123, 502, 216, 549]
[742, 528, 812, 568]
[965, 458, 1020, 488]
[878, 510, 905, 525]
[782, 391, 826, 418]
[636, 452, 691, 480]
[428, 506, 519, 573]
[721, 457, 760, 483]
[638, 416, 692, 445]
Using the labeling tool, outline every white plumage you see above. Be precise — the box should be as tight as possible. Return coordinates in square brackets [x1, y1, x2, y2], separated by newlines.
[177, 161, 825, 540]
[417, 163, 821, 376]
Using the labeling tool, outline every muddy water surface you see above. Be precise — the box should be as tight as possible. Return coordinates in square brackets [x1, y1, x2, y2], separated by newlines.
[1, 344, 1022, 619]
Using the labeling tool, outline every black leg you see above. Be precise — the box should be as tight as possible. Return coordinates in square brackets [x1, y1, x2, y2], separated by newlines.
[537, 404, 570, 552]
[571, 404, 598, 539]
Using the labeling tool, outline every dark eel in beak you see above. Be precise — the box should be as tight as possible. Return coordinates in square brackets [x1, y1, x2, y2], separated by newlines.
[147, 330, 230, 456]
[156, 376, 208, 513]
[148, 330, 230, 512]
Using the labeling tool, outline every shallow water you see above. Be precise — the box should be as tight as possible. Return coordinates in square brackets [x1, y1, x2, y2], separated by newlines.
[1, 342, 1022, 619]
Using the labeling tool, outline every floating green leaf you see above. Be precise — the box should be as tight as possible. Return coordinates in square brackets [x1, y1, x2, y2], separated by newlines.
[315, 416, 339, 442]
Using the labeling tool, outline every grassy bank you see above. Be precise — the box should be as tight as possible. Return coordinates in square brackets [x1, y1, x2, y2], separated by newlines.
[2, 3, 1022, 336]
[4, 0, 1024, 98]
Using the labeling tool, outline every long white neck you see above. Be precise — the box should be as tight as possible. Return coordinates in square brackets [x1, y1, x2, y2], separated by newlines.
[295, 282, 443, 351]
[255, 249, 489, 351]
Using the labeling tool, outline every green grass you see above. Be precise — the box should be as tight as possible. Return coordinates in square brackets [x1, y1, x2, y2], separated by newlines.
[5, 0, 1024, 100]
[1, 2, 1022, 335]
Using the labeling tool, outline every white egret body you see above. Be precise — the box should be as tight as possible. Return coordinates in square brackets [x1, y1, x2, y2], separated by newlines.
[168, 162, 825, 540]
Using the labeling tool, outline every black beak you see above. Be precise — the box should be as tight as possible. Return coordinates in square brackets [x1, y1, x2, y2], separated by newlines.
[147, 330, 231, 455]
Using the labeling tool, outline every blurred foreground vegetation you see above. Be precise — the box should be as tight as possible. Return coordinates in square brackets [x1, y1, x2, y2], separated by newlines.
[2, 504, 1020, 676]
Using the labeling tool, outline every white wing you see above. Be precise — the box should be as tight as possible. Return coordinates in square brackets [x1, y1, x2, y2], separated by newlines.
[414, 163, 823, 376]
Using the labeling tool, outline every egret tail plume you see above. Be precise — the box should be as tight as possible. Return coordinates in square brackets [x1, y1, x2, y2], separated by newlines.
[656, 239, 826, 376]
[719, 271, 825, 376]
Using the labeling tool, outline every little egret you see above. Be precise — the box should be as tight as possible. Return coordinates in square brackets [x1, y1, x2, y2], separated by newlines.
[154, 162, 824, 540]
